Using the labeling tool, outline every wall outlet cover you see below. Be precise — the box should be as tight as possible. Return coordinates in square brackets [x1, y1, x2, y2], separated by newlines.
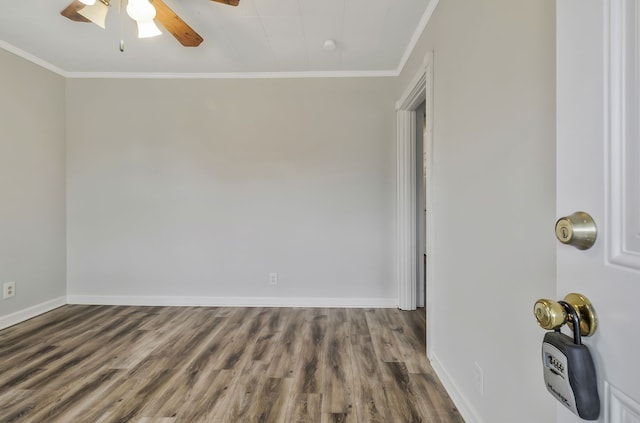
[3, 281, 16, 299]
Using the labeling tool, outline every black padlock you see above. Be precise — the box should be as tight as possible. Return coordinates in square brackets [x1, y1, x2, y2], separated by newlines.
[541, 301, 600, 420]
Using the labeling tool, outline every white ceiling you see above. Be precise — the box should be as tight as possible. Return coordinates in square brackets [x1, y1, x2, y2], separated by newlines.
[0, 0, 434, 76]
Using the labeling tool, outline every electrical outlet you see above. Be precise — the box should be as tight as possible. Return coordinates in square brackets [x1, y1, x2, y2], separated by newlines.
[474, 362, 484, 396]
[3, 281, 15, 299]
[269, 272, 278, 285]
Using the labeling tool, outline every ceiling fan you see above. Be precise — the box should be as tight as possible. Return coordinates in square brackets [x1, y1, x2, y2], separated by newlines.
[60, 0, 239, 47]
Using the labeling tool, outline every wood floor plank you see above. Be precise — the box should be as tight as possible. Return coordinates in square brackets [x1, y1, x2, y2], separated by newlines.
[347, 309, 391, 423]
[0, 305, 462, 423]
[320, 411, 355, 423]
[25, 368, 124, 423]
[174, 368, 236, 422]
[365, 309, 403, 363]
[267, 308, 306, 379]
[0, 305, 115, 370]
[290, 309, 328, 395]
[0, 310, 162, 421]
[212, 360, 269, 421]
[0, 305, 103, 348]
[409, 372, 465, 422]
[284, 393, 322, 423]
[380, 361, 424, 422]
[384, 308, 434, 374]
[247, 376, 292, 423]
[321, 309, 355, 415]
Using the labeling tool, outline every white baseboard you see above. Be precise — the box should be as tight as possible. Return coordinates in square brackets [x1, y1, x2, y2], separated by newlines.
[66, 295, 398, 308]
[0, 295, 397, 330]
[430, 354, 484, 423]
[0, 296, 67, 330]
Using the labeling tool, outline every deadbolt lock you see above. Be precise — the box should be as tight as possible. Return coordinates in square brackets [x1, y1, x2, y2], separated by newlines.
[534, 293, 597, 337]
[555, 211, 597, 250]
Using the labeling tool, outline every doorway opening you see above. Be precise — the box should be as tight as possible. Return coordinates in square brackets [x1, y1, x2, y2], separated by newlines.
[395, 52, 433, 356]
[415, 100, 427, 308]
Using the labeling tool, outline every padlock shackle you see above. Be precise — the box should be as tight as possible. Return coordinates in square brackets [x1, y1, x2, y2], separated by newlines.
[558, 300, 582, 345]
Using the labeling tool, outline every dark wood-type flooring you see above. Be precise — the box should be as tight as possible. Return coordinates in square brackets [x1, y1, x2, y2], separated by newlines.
[0, 305, 463, 422]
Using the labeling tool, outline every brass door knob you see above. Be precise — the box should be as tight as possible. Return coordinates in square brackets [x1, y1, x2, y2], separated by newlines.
[533, 293, 598, 336]
[534, 299, 568, 330]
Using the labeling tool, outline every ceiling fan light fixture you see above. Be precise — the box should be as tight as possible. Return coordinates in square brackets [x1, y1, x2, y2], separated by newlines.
[126, 0, 156, 21]
[126, 0, 161, 38]
[136, 20, 162, 38]
[79, 0, 97, 5]
[78, 0, 109, 29]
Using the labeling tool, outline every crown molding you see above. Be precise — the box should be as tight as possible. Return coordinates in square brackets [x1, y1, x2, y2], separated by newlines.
[0, 42, 396, 78]
[0, 40, 69, 77]
[0, 42, 397, 78]
[63, 70, 397, 79]
[396, 0, 439, 75]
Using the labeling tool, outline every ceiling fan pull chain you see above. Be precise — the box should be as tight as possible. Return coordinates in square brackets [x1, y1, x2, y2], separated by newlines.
[119, 0, 125, 52]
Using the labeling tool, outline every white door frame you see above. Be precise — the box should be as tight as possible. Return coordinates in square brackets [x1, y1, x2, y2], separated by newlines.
[396, 52, 434, 354]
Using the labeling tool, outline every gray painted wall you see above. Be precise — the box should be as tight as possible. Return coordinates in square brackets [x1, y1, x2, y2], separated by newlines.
[0, 49, 66, 322]
[398, 0, 557, 422]
[65, 78, 397, 303]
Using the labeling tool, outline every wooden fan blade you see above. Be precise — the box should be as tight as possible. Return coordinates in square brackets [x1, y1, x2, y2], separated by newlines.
[150, 0, 204, 47]
[211, 0, 240, 6]
[61, 1, 91, 22]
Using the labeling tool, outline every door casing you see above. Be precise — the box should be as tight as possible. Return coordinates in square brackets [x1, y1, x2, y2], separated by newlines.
[395, 52, 434, 355]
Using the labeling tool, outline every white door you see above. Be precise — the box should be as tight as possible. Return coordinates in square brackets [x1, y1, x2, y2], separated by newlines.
[557, 0, 640, 422]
